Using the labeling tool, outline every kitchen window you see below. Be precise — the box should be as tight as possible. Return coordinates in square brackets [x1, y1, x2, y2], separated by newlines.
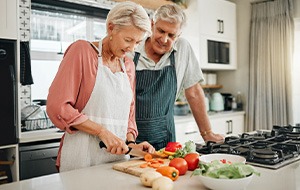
[30, 1, 108, 100]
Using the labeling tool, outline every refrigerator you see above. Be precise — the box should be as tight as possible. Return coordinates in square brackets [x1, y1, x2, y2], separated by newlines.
[0, 39, 17, 146]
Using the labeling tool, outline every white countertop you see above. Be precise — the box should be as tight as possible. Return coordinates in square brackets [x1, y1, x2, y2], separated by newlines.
[18, 111, 245, 143]
[19, 128, 63, 143]
[1, 158, 299, 190]
[174, 111, 245, 123]
[0, 160, 206, 190]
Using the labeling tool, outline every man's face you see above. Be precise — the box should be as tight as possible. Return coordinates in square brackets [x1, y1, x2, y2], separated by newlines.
[149, 19, 181, 55]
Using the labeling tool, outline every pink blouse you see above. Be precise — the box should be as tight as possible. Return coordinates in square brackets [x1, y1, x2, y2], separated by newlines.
[46, 40, 138, 138]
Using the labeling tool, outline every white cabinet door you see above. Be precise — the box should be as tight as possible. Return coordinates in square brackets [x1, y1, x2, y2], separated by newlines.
[175, 117, 204, 144]
[199, 0, 236, 40]
[198, 0, 237, 70]
[209, 113, 245, 136]
[0, 0, 18, 39]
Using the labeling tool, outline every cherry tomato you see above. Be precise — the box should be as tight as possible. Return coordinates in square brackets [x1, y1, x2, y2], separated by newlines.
[169, 158, 188, 175]
[184, 153, 199, 171]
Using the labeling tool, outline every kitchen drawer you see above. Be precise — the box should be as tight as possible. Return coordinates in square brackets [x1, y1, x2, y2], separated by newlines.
[20, 147, 58, 162]
[175, 120, 203, 144]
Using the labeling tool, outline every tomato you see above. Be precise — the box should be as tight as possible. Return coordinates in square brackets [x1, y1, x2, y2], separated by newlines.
[169, 158, 188, 175]
[165, 142, 182, 152]
[184, 153, 199, 171]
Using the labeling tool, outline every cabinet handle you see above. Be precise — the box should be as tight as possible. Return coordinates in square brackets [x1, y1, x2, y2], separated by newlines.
[226, 120, 232, 134]
[221, 20, 224, 34]
[217, 19, 222, 33]
[185, 131, 198, 135]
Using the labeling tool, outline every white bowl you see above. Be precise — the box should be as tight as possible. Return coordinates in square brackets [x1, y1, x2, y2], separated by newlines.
[200, 153, 246, 164]
[198, 174, 253, 190]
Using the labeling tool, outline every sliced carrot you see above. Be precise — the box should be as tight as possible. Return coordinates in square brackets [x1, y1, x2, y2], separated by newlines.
[157, 158, 165, 164]
[149, 163, 161, 168]
[140, 163, 148, 168]
[144, 153, 153, 162]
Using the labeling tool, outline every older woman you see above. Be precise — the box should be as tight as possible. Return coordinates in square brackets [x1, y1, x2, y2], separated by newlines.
[46, 2, 153, 172]
[132, 4, 224, 150]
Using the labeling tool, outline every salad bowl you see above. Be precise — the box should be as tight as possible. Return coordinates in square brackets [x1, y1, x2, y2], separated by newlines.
[198, 174, 253, 190]
[193, 154, 259, 190]
[200, 153, 246, 164]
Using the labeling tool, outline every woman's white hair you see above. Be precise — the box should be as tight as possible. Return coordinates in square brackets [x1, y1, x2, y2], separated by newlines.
[106, 1, 151, 36]
[153, 4, 186, 28]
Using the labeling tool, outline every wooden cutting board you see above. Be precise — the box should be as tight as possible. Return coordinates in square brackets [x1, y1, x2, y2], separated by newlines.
[113, 159, 170, 177]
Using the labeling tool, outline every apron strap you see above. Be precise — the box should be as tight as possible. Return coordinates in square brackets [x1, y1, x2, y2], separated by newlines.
[170, 51, 175, 67]
[133, 52, 140, 67]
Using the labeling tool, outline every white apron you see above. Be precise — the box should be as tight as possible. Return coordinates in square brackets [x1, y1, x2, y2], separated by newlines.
[60, 41, 133, 172]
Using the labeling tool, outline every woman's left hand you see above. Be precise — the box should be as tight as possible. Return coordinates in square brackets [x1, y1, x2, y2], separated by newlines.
[128, 141, 156, 153]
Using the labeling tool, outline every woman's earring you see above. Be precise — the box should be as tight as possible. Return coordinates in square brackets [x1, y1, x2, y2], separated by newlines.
[109, 36, 112, 41]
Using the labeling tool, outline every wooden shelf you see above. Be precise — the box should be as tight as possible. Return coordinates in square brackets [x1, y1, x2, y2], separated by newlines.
[201, 85, 223, 89]
[112, 0, 179, 10]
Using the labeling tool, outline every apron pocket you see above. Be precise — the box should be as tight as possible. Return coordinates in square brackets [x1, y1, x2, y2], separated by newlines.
[136, 115, 168, 145]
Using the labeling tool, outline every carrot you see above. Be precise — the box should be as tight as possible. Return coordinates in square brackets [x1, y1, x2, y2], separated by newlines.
[144, 153, 153, 162]
[149, 163, 161, 168]
[140, 163, 148, 168]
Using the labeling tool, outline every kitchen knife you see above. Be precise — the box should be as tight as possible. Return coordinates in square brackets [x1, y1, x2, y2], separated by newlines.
[99, 141, 161, 158]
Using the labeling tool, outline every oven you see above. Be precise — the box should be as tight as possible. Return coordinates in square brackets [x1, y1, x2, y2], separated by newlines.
[19, 139, 60, 180]
[196, 125, 300, 190]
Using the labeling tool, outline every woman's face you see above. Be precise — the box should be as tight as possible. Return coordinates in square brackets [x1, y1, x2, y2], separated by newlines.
[108, 24, 145, 58]
[149, 19, 181, 55]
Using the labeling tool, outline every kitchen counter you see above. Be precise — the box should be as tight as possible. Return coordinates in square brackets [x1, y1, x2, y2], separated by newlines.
[0, 156, 300, 190]
[174, 110, 245, 123]
[0, 160, 206, 190]
[19, 128, 63, 143]
[18, 111, 245, 143]
[0, 157, 299, 190]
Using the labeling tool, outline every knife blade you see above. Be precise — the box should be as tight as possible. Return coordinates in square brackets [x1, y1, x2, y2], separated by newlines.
[99, 141, 161, 158]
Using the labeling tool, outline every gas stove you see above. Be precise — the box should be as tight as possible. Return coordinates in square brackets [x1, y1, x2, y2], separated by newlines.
[196, 125, 300, 169]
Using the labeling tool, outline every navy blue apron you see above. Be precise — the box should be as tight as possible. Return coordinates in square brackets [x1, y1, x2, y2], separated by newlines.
[134, 51, 177, 150]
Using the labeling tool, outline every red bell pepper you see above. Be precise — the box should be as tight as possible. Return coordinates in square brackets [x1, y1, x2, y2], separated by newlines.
[165, 142, 182, 152]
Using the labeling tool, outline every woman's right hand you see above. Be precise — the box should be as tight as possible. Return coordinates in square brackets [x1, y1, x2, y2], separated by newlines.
[98, 128, 129, 155]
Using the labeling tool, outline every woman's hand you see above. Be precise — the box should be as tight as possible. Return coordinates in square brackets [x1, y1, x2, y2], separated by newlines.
[98, 128, 129, 155]
[129, 141, 156, 154]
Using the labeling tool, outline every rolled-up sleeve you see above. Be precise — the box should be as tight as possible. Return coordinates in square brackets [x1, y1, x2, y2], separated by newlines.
[46, 40, 98, 133]
[124, 57, 138, 139]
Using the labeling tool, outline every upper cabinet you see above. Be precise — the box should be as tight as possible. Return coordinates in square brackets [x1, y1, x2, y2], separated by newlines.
[199, 0, 236, 40]
[0, 0, 18, 40]
[198, 0, 237, 70]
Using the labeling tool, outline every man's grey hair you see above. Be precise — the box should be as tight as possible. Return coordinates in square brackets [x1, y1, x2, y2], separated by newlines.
[106, 1, 151, 37]
[152, 4, 186, 28]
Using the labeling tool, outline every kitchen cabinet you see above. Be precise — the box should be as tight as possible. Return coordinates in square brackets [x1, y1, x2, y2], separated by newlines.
[174, 111, 245, 144]
[175, 116, 203, 144]
[199, 0, 236, 40]
[0, 144, 19, 184]
[198, 0, 237, 70]
[0, 0, 18, 39]
[209, 111, 245, 136]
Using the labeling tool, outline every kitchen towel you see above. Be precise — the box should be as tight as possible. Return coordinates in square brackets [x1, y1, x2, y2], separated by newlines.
[20, 41, 34, 85]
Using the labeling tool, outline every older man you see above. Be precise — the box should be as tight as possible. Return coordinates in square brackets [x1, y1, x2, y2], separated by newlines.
[131, 4, 224, 150]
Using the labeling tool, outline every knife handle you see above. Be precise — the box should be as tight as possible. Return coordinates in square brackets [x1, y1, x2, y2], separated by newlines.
[99, 141, 107, 148]
[99, 141, 132, 155]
